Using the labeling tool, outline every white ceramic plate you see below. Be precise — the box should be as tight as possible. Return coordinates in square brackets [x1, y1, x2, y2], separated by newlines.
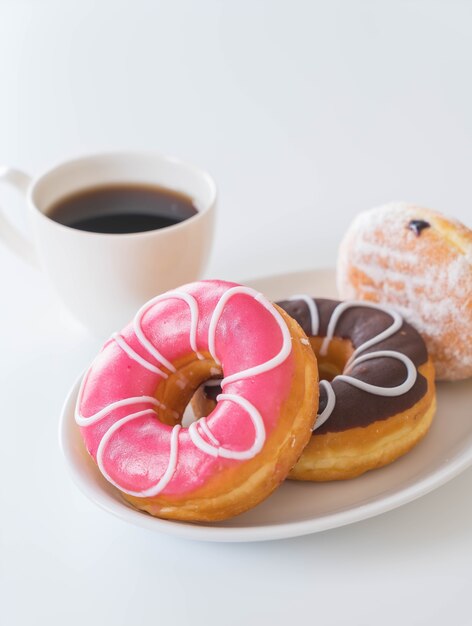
[59, 268, 472, 542]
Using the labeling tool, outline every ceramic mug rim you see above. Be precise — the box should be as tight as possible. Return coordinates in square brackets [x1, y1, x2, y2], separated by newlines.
[27, 150, 217, 239]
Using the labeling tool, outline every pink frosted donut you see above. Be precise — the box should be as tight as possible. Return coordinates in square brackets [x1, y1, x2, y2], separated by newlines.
[75, 280, 318, 522]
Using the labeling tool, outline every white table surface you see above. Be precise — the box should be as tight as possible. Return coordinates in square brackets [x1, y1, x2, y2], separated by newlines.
[1, 2, 472, 624]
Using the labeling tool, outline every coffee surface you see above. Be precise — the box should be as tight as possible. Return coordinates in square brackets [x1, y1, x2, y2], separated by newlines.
[48, 183, 198, 234]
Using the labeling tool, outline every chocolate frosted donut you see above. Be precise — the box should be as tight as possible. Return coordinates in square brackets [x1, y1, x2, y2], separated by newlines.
[193, 297, 436, 481]
[279, 298, 428, 433]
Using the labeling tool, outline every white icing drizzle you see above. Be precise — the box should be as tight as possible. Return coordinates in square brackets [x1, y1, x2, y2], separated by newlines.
[133, 290, 204, 373]
[188, 394, 265, 460]
[208, 286, 292, 388]
[313, 380, 335, 430]
[320, 300, 403, 357]
[112, 333, 168, 377]
[97, 419, 181, 498]
[77, 285, 293, 496]
[75, 372, 166, 427]
[197, 416, 220, 446]
[289, 294, 320, 335]
[292, 296, 418, 431]
[339, 350, 416, 396]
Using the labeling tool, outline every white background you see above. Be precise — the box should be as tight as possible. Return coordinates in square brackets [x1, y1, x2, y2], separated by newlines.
[1, 1, 471, 625]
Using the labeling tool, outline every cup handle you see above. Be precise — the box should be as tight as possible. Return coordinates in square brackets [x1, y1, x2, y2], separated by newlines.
[0, 166, 37, 267]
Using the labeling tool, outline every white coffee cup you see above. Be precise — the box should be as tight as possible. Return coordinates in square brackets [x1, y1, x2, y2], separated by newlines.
[0, 152, 216, 334]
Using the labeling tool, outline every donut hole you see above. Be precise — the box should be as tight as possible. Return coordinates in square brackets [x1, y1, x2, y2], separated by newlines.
[181, 402, 198, 427]
[188, 336, 357, 424]
[308, 336, 354, 382]
[153, 353, 222, 426]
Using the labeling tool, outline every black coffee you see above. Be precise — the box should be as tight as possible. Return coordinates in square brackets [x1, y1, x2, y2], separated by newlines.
[47, 183, 198, 234]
